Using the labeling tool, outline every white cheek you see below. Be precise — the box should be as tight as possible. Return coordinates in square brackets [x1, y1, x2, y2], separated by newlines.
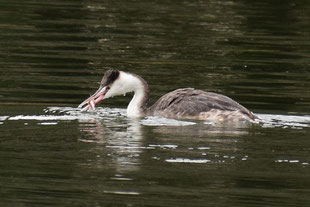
[104, 85, 123, 98]
[104, 90, 112, 98]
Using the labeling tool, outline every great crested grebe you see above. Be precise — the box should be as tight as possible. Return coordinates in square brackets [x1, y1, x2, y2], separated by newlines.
[78, 70, 258, 122]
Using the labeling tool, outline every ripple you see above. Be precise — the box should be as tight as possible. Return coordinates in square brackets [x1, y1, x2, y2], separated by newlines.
[103, 191, 140, 195]
[165, 158, 211, 164]
[148, 144, 178, 149]
[3, 107, 310, 130]
[0, 116, 8, 121]
[37, 122, 58, 125]
[48, 107, 197, 127]
[258, 114, 310, 129]
[275, 159, 308, 165]
[8, 115, 79, 121]
[141, 116, 196, 126]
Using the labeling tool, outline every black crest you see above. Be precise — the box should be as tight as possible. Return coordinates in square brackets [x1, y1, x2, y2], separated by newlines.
[101, 69, 120, 86]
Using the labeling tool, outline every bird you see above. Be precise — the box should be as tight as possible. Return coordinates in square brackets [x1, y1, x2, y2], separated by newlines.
[78, 70, 258, 122]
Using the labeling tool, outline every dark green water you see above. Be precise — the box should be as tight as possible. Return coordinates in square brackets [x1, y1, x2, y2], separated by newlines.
[1, 0, 310, 206]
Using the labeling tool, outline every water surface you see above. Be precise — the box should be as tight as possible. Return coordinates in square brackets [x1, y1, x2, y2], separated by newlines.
[1, 0, 310, 206]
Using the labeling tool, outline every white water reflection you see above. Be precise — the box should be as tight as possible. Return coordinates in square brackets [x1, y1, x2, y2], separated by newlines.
[2, 107, 310, 130]
[166, 158, 211, 164]
[275, 159, 309, 165]
[257, 114, 310, 129]
[46, 107, 310, 130]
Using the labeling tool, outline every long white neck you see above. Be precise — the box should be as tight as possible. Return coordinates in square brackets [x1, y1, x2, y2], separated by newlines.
[109, 72, 149, 117]
[127, 88, 146, 117]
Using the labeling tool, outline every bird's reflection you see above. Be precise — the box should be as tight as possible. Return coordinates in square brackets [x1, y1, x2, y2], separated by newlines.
[49, 105, 260, 176]
[152, 123, 254, 137]
[78, 117, 145, 174]
[77, 116, 256, 175]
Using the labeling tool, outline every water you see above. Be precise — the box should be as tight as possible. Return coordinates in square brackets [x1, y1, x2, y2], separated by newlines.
[1, 0, 310, 206]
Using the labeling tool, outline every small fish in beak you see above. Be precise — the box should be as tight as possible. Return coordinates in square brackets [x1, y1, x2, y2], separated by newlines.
[78, 86, 110, 111]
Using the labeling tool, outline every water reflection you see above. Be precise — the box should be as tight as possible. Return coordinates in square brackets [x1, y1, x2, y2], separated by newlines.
[1, 105, 310, 206]
[151, 123, 252, 137]
[74, 109, 249, 172]
[40, 107, 310, 168]
[44, 107, 259, 170]
[78, 118, 144, 174]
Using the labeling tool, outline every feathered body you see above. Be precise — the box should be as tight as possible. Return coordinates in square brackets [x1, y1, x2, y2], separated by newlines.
[146, 88, 257, 121]
[79, 70, 258, 122]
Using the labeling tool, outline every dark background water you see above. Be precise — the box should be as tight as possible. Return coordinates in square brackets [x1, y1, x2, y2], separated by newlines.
[0, 0, 310, 206]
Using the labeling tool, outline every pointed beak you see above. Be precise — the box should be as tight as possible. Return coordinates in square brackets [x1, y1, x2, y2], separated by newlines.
[78, 86, 109, 111]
